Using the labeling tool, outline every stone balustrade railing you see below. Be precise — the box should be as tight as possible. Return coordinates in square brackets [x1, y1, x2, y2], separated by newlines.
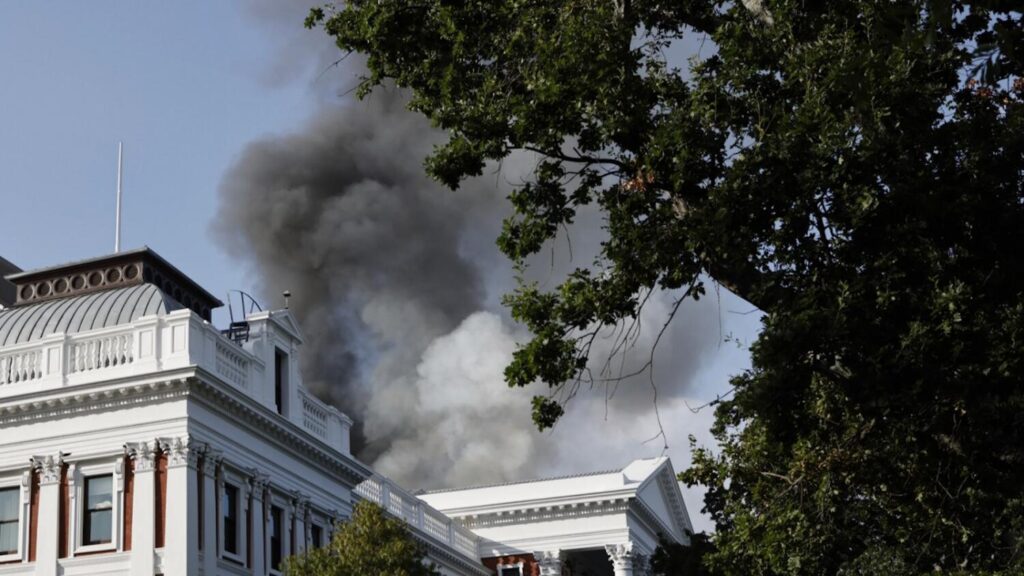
[0, 309, 351, 455]
[355, 474, 481, 561]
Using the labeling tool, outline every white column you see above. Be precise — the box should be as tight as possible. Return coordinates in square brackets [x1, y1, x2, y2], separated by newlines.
[534, 550, 563, 576]
[606, 544, 635, 576]
[249, 475, 268, 576]
[202, 451, 221, 576]
[32, 455, 62, 576]
[162, 438, 200, 576]
[19, 471, 31, 561]
[129, 441, 157, 576]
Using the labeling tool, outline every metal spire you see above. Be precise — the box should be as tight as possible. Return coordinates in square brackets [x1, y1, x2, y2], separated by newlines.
[115, 141, 123, 253]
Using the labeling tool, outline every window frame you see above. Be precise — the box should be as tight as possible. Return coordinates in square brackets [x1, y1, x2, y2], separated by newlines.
[72, 461, 121, 555]
[267, 491, 293, 576]
[269, 503, 285, 574]
[218, 467, 247, 565]
[497, 562, 525, 576]
[0, 473, 25, 563]
[274, 347, 289, 416]
[309, 520, 324, 550]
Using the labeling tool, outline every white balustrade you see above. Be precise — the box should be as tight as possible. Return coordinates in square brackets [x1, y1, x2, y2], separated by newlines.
[0, 348, 42, 385]
[356, 474, 480, 561]
[214, 341, 248, 389]
[69, 332, 134, 373]
[301, 392, 329, 438]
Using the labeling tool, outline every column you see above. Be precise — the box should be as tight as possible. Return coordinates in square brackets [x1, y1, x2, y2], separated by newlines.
[606, 544, 635, 576]
[162, 438, 200, 576]
[201, 451, 221, 576]
[249, 474, 268, 576]
[292, 496, 308, 556]
[128, 442, 157, 576]
[32, 455, 61, 576]
[534, 550, 563, 576]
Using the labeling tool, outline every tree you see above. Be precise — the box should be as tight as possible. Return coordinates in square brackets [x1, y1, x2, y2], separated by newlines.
[284, 501, 439, 576]
[307, 1, 1024, 574]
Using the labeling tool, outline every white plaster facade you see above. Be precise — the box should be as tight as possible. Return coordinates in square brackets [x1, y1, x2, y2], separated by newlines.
[0, 250, 691, 576]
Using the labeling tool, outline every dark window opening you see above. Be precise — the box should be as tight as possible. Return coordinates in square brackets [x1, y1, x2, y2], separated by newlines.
[274, 349, 288, 415]
[310, 523, 323, 550]
[270, 505, 283, 571]
[222, 484, 239, 555]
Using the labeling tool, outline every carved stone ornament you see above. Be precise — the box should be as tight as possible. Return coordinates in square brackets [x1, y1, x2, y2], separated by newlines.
[32, 454, 63, 485]
[605, 543, 635, 570]
[534, 549, 564, 576]
[126, 440, 157, 472]
[160, 436, 199, 468]
[202, 448, 222, 477]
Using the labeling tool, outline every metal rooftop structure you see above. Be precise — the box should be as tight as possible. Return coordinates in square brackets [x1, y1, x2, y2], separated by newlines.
[3, 247, 222, 320]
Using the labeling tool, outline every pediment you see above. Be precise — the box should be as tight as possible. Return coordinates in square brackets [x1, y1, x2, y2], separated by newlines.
[634, 461, 693, 544]
[268, 309, 305, 343]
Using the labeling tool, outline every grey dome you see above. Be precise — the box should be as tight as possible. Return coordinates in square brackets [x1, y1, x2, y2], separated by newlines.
[0, 283, 183, 347]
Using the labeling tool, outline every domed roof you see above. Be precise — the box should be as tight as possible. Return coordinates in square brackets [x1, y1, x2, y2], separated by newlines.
[0, 283, 183, 347]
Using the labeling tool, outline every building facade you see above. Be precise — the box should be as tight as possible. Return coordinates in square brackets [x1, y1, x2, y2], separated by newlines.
[0, 249, 691, 576]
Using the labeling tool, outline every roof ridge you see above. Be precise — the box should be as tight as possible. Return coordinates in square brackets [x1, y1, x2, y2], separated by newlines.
[419, 466, 624, 495]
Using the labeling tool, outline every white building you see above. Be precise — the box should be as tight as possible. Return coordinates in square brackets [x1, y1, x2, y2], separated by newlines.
[0, 249, 691, 576]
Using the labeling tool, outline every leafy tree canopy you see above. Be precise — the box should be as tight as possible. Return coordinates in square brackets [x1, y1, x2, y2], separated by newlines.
[284, 501, 439, 576]
[308, 1, 1024, 574]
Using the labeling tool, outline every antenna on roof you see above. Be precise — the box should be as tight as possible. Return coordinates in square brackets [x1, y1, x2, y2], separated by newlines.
[115, 141, 124, 253]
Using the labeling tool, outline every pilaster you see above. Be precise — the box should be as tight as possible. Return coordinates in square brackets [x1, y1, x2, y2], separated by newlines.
[127, 441, 157, 576]
[31, 454, 62, 576]
[201, 450, 222, 576]
[249, 473, 269, 576]
[161, 437, 200, 575]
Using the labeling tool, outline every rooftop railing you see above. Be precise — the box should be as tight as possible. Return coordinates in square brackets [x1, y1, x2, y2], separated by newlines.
[0, 309, 351, 454]
[355, 474, 481, 561]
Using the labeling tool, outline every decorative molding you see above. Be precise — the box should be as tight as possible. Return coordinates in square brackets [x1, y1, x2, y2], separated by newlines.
[125, 441, 157, 472]
[0, 379, 190, 426]
[533, 550, 564, 576]
[188, 372, 371, 488]
[0, 374, 371, 488]
[606, 543, 635, 570]
[159, 436, 198, 469]
[459, 498, 631, 529]
[31, 453, 62, 485]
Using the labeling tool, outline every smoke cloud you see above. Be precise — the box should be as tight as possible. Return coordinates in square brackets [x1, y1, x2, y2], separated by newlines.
[216, 3, 738, 498]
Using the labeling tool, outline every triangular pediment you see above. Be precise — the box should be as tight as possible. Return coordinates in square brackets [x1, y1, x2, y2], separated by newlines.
[634, 460, 693, 544]
[267, 309, 305, 343]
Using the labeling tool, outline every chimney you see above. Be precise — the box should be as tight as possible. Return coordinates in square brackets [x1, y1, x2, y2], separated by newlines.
[0, 255, 21, 308]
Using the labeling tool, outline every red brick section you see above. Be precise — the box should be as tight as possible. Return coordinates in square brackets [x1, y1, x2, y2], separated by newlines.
[123, 454, 135, 551]
[154, 451, 168, 549]
[28, 470, 39, 561]
[483, 554, 540, 576]
[58, 464, 70, 558]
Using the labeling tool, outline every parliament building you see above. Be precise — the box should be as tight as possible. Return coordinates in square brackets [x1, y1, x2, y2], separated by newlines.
[0, 249, 692, 576]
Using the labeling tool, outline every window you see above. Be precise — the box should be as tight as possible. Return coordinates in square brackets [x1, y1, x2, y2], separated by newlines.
[270, 505, 284, 571]
[222, 484, 240, 555]
[83, 475, 113, 545]
[310, 523, 323, 550]
[0, 487, 18, 555]
[274, 349, 288, 415]
[499, 566, 523, 576]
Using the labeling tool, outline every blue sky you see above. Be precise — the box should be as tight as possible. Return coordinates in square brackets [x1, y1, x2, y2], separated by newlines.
[0, 2, 324, 325]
